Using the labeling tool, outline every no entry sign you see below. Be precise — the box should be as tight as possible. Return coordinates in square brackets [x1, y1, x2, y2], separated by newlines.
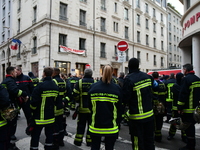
[117, 41, 128, 51]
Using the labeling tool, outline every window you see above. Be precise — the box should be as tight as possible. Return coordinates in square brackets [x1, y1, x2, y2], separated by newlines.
[124, 8, 129, 20]
[173, 16, 175, 22]
[33, 6, 37, 24]
[18, 0, 21, 12]
[100, 43, 106, 58]
[59, 34, 67, 48]
[174, 45, 176, 51]
[174, 26, 176, 32]
[145, 3, 148, 13]
[79, 38, 86, 50]
[146, 19, 149, 29]
[2, 34, 5, 42]
[177, 55, 179, 62]
[8, 16, 10, 26]
[168, 13, 171, 21]
[161, 13, 163, 22]
[169, 23, 171, 31]
[114, 2, 117, 13]
[125, 26, 129, 39]
[2, 21, 5, 32]
[153, 38, 156, 48]
[169, 43, 172, 51]
[125, 49, 129, 61]
[18, 19, 20, 33]
[186, 0, 190, 9]
[161, 41, 163, 50]
[146, 53, 149, 61]
[174, 35, 176, 42]
[9, 0, 11, 11]
[80, 0, 87, 2]
[60, 3, 68, 21]
[161, 27, 163, 36]
[177, 37, 179, 42]
[156, 0, 160, 3]
[174, 54, 176, 61]
[137, 31, 140, 43]
[113, 22, 118, 32]
[169, 53, 172, 61]
[80, 10, 86, 26]
[136, 0, 140, 8]
[101, 0, 106, 11]
[32, 37, 37, 54]
[154, 55, 156, 65]
[3, 7, 5, 18]
[153, 8, 156, 18]
[153, 23, 156, 33]
[114, 45, 117, 56]
[146, 34, 149, 45]
[137, 51, 141, 63]
[136, 14, 140, 25]
[161, 57, 164, 67]
[101, 17, 106, 32]
[177, 18, 179, 24]
[169, 33, 171, 41]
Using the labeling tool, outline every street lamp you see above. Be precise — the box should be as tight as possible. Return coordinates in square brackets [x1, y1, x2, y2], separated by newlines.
[3, 26, 11, 67]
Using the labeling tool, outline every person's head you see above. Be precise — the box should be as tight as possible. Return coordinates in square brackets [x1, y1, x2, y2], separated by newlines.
[52, 68, 60, 77]
[102, 64, 113, 84]
[6, 66, 17, 78]
[43, 67, 53, 77]
[28, 72, 34, 77]
[60, 73, 67, 80]
[163, 75, 169, 80]
[152, 72, 159, 79]
[183, 63, 193, 75]
[84, 68, 93, 77]
[15, 66, 22, 76]
[176, 72, 184, 85]
[170, 73, 175, 79]
[119, 72, 125, 78]
[128, 58, 139, 72]
[68, 73, 71, 78]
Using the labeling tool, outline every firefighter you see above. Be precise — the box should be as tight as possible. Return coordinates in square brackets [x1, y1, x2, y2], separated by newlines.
[151, 72, 167, 142]
[165, 73, 176, 123]
[0, 84, 11, 150]
[88, 65, 122, 150]
[167, 72, 187, 143]
[68, 73, 79, 110]
[52, 68, 71, 148]
[177, 64, 200, 150]
[123, 58, 155, 150]
[30, 67, 60, 150]
[73, 68, 95, 146]
[1, 66, 28, 150]
[28, 72, 39, 88]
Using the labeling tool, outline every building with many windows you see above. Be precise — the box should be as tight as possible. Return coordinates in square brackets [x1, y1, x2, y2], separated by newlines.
[179, 0, 200, 77]
[0, 0, 168, 80]
[167, 3, 182, 68]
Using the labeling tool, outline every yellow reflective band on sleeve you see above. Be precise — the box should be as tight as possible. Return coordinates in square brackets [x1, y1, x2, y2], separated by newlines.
[76, 134, 84, 138]
[82, 92, 88, 95]
[166, 98, 173, 102]
[55, 109, 64, 116]
[73, 88, 80, 94]
[133, 82, 151, 91]
[52, 79, 58, 85]
[178, 101, 185, 105]
[153, 91, 158, 95]
[172, 106, 178, 110]
[35, 118, 55, 125]
[91, 97, 118, 103]
[70, 80, 77, 83]
[59, 92, 65, 96]
[41, 93, 58, 97]
[158, 92, 167, 95]
[30, 104, 37, 110]
[79, 108, 91, 113]
[89, 125, 119, 134]
[129, 110, 154, 120]
[17, 90, 23, 97]
[134, 136, 139, 150]
[183, 109, 195, 113]
[0, 120, 7, 127]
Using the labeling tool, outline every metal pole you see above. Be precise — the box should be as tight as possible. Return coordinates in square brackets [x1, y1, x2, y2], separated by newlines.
[7, 40, 10, 67]
[93, 0, 95, 71]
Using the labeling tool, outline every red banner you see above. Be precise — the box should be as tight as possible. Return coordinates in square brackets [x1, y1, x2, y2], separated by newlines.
[60, 45, 85, 55]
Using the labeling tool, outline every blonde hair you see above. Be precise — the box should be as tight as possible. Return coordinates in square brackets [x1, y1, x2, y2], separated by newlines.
[102, 65, 113, 84]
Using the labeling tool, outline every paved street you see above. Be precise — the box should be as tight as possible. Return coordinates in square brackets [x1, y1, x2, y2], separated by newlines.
[15, 111, 200, 150]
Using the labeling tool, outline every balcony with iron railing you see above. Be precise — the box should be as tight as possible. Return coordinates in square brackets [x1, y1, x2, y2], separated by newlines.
[59, 15, 68, 21]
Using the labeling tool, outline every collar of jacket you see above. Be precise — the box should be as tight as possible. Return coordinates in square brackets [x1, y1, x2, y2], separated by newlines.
[187, 70, 195, 74]
[128, 68, 139, 74]
[6, 74, 12, 77]
[17, 73, 24, 79]
[43, 76, 52, 81]
[53, 75, 60, 78]
[84, 75, 92, 78]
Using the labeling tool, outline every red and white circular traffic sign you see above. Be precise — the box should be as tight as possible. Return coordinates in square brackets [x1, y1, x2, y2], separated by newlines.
[117, 41, 128, 51]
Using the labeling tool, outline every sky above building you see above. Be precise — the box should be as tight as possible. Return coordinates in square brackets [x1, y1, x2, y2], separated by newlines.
[168, 0, 184, 15]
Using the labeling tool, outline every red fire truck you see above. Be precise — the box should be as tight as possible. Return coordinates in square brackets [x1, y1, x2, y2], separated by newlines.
[147, 69, 182, 76]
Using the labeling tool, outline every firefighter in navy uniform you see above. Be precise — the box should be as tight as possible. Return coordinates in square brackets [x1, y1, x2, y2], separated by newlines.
[52, 68, 71, 148]
[1, 66, 28, 150]
[167, 72, 187, 142]
[68, 73, 79, 110]
[0, 84, 11, 150]
[177, 64, 200, 150]
[73, 68, 96, 147]
[151, 72, 167, 142]
[88, 65, 123, 150]
[165, 73, 176, 123]
[30, 67, 60, 150]
[28, 72, 39, 88]
[123, 58, 155, 150]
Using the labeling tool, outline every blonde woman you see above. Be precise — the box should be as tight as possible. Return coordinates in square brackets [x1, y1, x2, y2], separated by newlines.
[88, 65, 123, 150]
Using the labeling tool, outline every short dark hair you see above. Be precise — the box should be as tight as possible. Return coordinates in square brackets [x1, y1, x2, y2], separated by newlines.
[128, 58, 139, 70]
[43, 67, 53, 76]
[152, 72, 159, 78]
[53, 67, 60, 75]
[183, 63, 193, 72]
[6, 66, 15, 74]
[15, 66, 22, 71]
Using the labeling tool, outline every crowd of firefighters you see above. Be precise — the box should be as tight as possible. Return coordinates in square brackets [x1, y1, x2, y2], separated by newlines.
[0, 57, 200, 150]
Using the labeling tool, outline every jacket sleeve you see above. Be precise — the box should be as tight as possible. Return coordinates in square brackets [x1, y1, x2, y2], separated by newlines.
[73, 81, 80, 102]
[30, 83, 42, 111]
[7, 79, 27, 97]
[0, 84, 10, 109]
[27, 76, 34, 96]
[177, 77, 189, 111]
[116, 87, 123, 124]
[122, 76, 133, 105]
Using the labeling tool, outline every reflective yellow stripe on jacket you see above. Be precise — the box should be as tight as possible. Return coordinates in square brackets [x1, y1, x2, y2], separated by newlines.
[89, 125, 119, 134]
[0, 120, 7, 127]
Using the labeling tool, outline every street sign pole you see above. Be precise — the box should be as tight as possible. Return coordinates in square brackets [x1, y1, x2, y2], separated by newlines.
[117, 41, 128, 73]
